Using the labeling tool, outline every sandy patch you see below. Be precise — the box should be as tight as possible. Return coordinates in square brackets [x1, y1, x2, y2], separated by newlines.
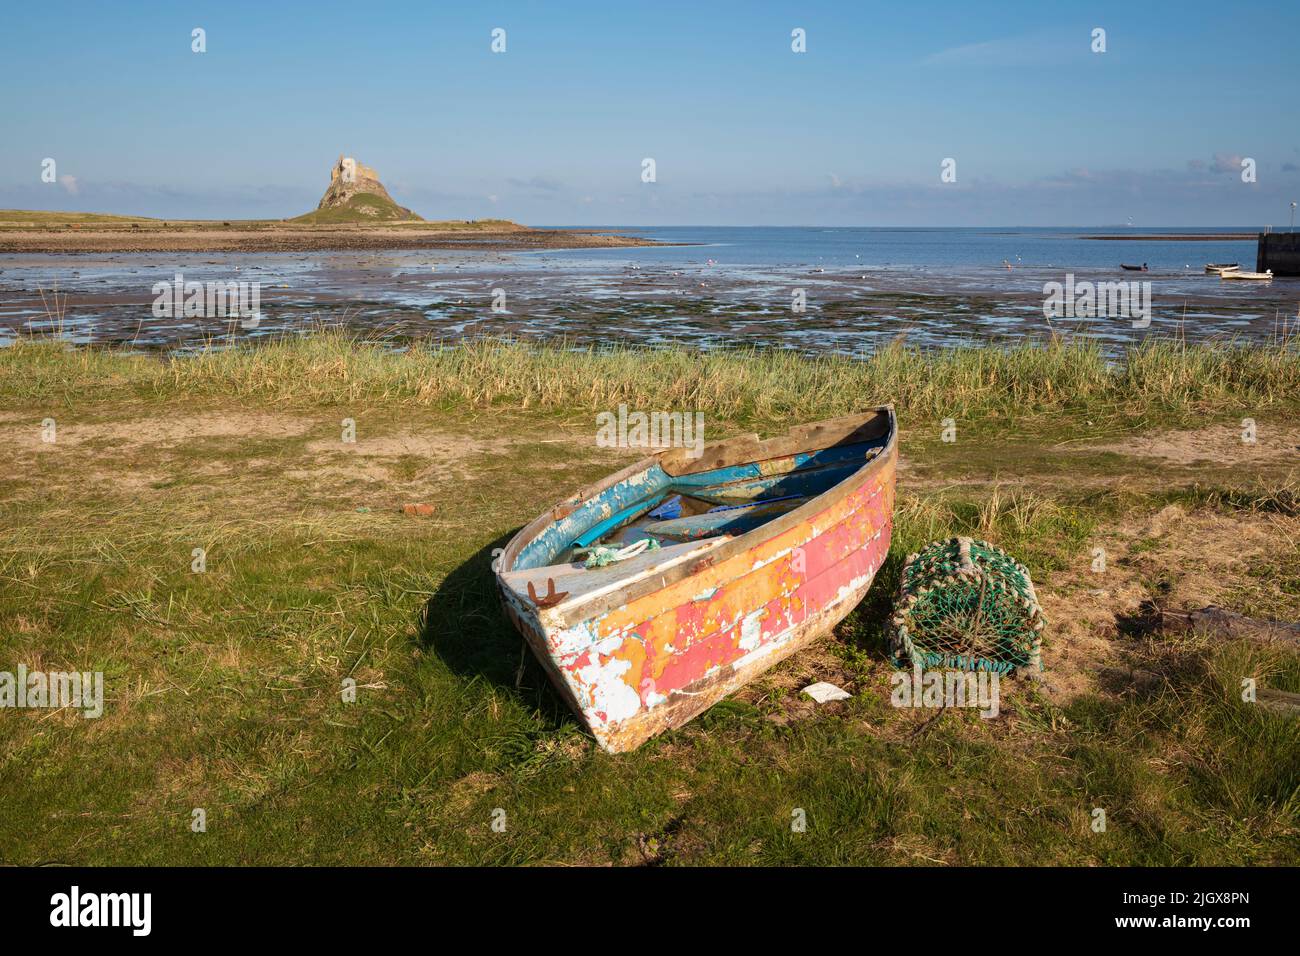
[7, 410, 532, 482]
[2, 408, 596, 514]
[1036, 503, 1297, 701]
[1122, 504, 1294, 608]
[302, 430, 523, 487]
[1093, 423, 1300, 465]
[305, 431, 513, 460]
[5, 410, 312, 450]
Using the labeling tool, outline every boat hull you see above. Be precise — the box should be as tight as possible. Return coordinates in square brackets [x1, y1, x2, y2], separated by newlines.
[497, 413, 897, 753]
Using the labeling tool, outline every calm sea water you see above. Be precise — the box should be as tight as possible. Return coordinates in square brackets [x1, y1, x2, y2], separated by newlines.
[541, 225, 1261, 272]
[1, 226, 1293, 353]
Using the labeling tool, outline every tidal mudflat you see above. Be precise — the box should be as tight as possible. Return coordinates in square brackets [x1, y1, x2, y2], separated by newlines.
[2, 242, 1294, 352]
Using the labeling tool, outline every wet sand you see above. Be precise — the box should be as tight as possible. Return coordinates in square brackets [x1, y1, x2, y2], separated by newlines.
[2, 248, 1293, 353]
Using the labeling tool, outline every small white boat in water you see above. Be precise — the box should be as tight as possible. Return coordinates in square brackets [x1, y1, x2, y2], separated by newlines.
[1220, 269, 1273, 281]
[1205, 262, 1239, 274]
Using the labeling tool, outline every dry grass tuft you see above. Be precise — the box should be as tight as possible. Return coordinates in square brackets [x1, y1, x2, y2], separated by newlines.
[3, 332, 1298, 428]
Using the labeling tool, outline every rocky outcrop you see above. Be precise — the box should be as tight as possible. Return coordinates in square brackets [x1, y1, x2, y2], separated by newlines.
[313, 155, 421, 220]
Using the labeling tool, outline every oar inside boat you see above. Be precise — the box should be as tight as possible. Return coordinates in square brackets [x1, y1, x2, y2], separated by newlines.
[546, 435, 883, 564]
[615, 494, 812, 545]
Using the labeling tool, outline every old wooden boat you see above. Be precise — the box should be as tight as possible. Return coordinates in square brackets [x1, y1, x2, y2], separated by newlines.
[1120, 263, 1148, 272]
[1205, 262, 1239, 274]
[495, 408, 897, 752]
[1220, 269, 1273, 280]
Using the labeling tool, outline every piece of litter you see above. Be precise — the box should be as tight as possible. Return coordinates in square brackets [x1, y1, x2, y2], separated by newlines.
[647, 494, 682, 520]
[802, 681, 851, 703]
[402, 503, 435, 517]
[355, 506, 370, 514]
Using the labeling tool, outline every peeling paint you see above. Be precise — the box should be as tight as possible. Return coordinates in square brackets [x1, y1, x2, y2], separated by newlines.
[574, 642, 642, 724]
[498, 414, 897, 752]
[739, 608, 766, 651]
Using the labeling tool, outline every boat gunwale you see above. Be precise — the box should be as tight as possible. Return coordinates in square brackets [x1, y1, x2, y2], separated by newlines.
[497, 406, 898, 629]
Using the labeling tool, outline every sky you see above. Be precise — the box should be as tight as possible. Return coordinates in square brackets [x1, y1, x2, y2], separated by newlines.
[2, 0, 1297, 226]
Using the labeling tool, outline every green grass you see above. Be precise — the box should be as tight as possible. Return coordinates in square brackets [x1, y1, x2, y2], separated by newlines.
[4, 332, 1299, 426]
[289, 192, 421, 224]
[0, 209, 157, 225]
[0, 208, 520, 229]
[0, 336, 1296, 865]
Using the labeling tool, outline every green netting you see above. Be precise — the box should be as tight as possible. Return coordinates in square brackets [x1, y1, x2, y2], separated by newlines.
[891, 537, 1045, 674]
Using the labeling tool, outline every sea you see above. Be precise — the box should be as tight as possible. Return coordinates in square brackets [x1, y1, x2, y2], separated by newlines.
[1, 226, 1294, 353]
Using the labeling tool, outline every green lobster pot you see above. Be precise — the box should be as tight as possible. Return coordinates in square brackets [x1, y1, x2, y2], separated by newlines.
[891, 537, 1045, 674]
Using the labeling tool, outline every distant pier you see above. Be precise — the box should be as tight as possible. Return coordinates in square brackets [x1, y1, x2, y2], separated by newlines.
[1256, 232, 1300, 276]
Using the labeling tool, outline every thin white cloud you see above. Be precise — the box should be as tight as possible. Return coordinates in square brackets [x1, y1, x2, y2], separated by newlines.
[1209, 153, 1244, 174]
[920, 34, 1080, 67]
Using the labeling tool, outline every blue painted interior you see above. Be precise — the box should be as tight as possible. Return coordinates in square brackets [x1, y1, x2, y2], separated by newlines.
[571, 495, 668, 549]
[634, 497, 810, 541]
[513, 435, 887, 571]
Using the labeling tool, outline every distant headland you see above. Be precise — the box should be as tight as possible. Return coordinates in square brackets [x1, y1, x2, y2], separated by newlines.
[0, 155, 661, 253]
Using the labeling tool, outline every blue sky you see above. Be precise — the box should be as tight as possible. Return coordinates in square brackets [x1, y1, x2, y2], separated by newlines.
[2, 0, 1297, 226]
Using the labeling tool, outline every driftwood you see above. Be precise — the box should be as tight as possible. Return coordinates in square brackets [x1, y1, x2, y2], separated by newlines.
[1160, 605, 1300, 646]
[1161, 605, 1299, 713]
[1258, 688, 1300, 716]
[1096, 666, 1299, 715]
[1097, 604, 1300, 706]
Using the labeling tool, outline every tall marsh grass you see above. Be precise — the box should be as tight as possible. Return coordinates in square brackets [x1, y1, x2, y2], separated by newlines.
[2, 332, 1298, 422]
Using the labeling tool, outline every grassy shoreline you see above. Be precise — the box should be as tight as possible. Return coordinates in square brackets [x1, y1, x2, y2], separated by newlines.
[0, 209, 660, 253]
[1, 334, 1296, 865]
[5, 332, 1299, 421]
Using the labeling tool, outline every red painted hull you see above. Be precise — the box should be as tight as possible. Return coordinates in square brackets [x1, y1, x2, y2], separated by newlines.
[499, 412, 897, 752]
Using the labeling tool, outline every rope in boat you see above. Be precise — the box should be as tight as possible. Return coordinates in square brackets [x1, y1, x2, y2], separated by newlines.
[576, 537, 660, 568]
